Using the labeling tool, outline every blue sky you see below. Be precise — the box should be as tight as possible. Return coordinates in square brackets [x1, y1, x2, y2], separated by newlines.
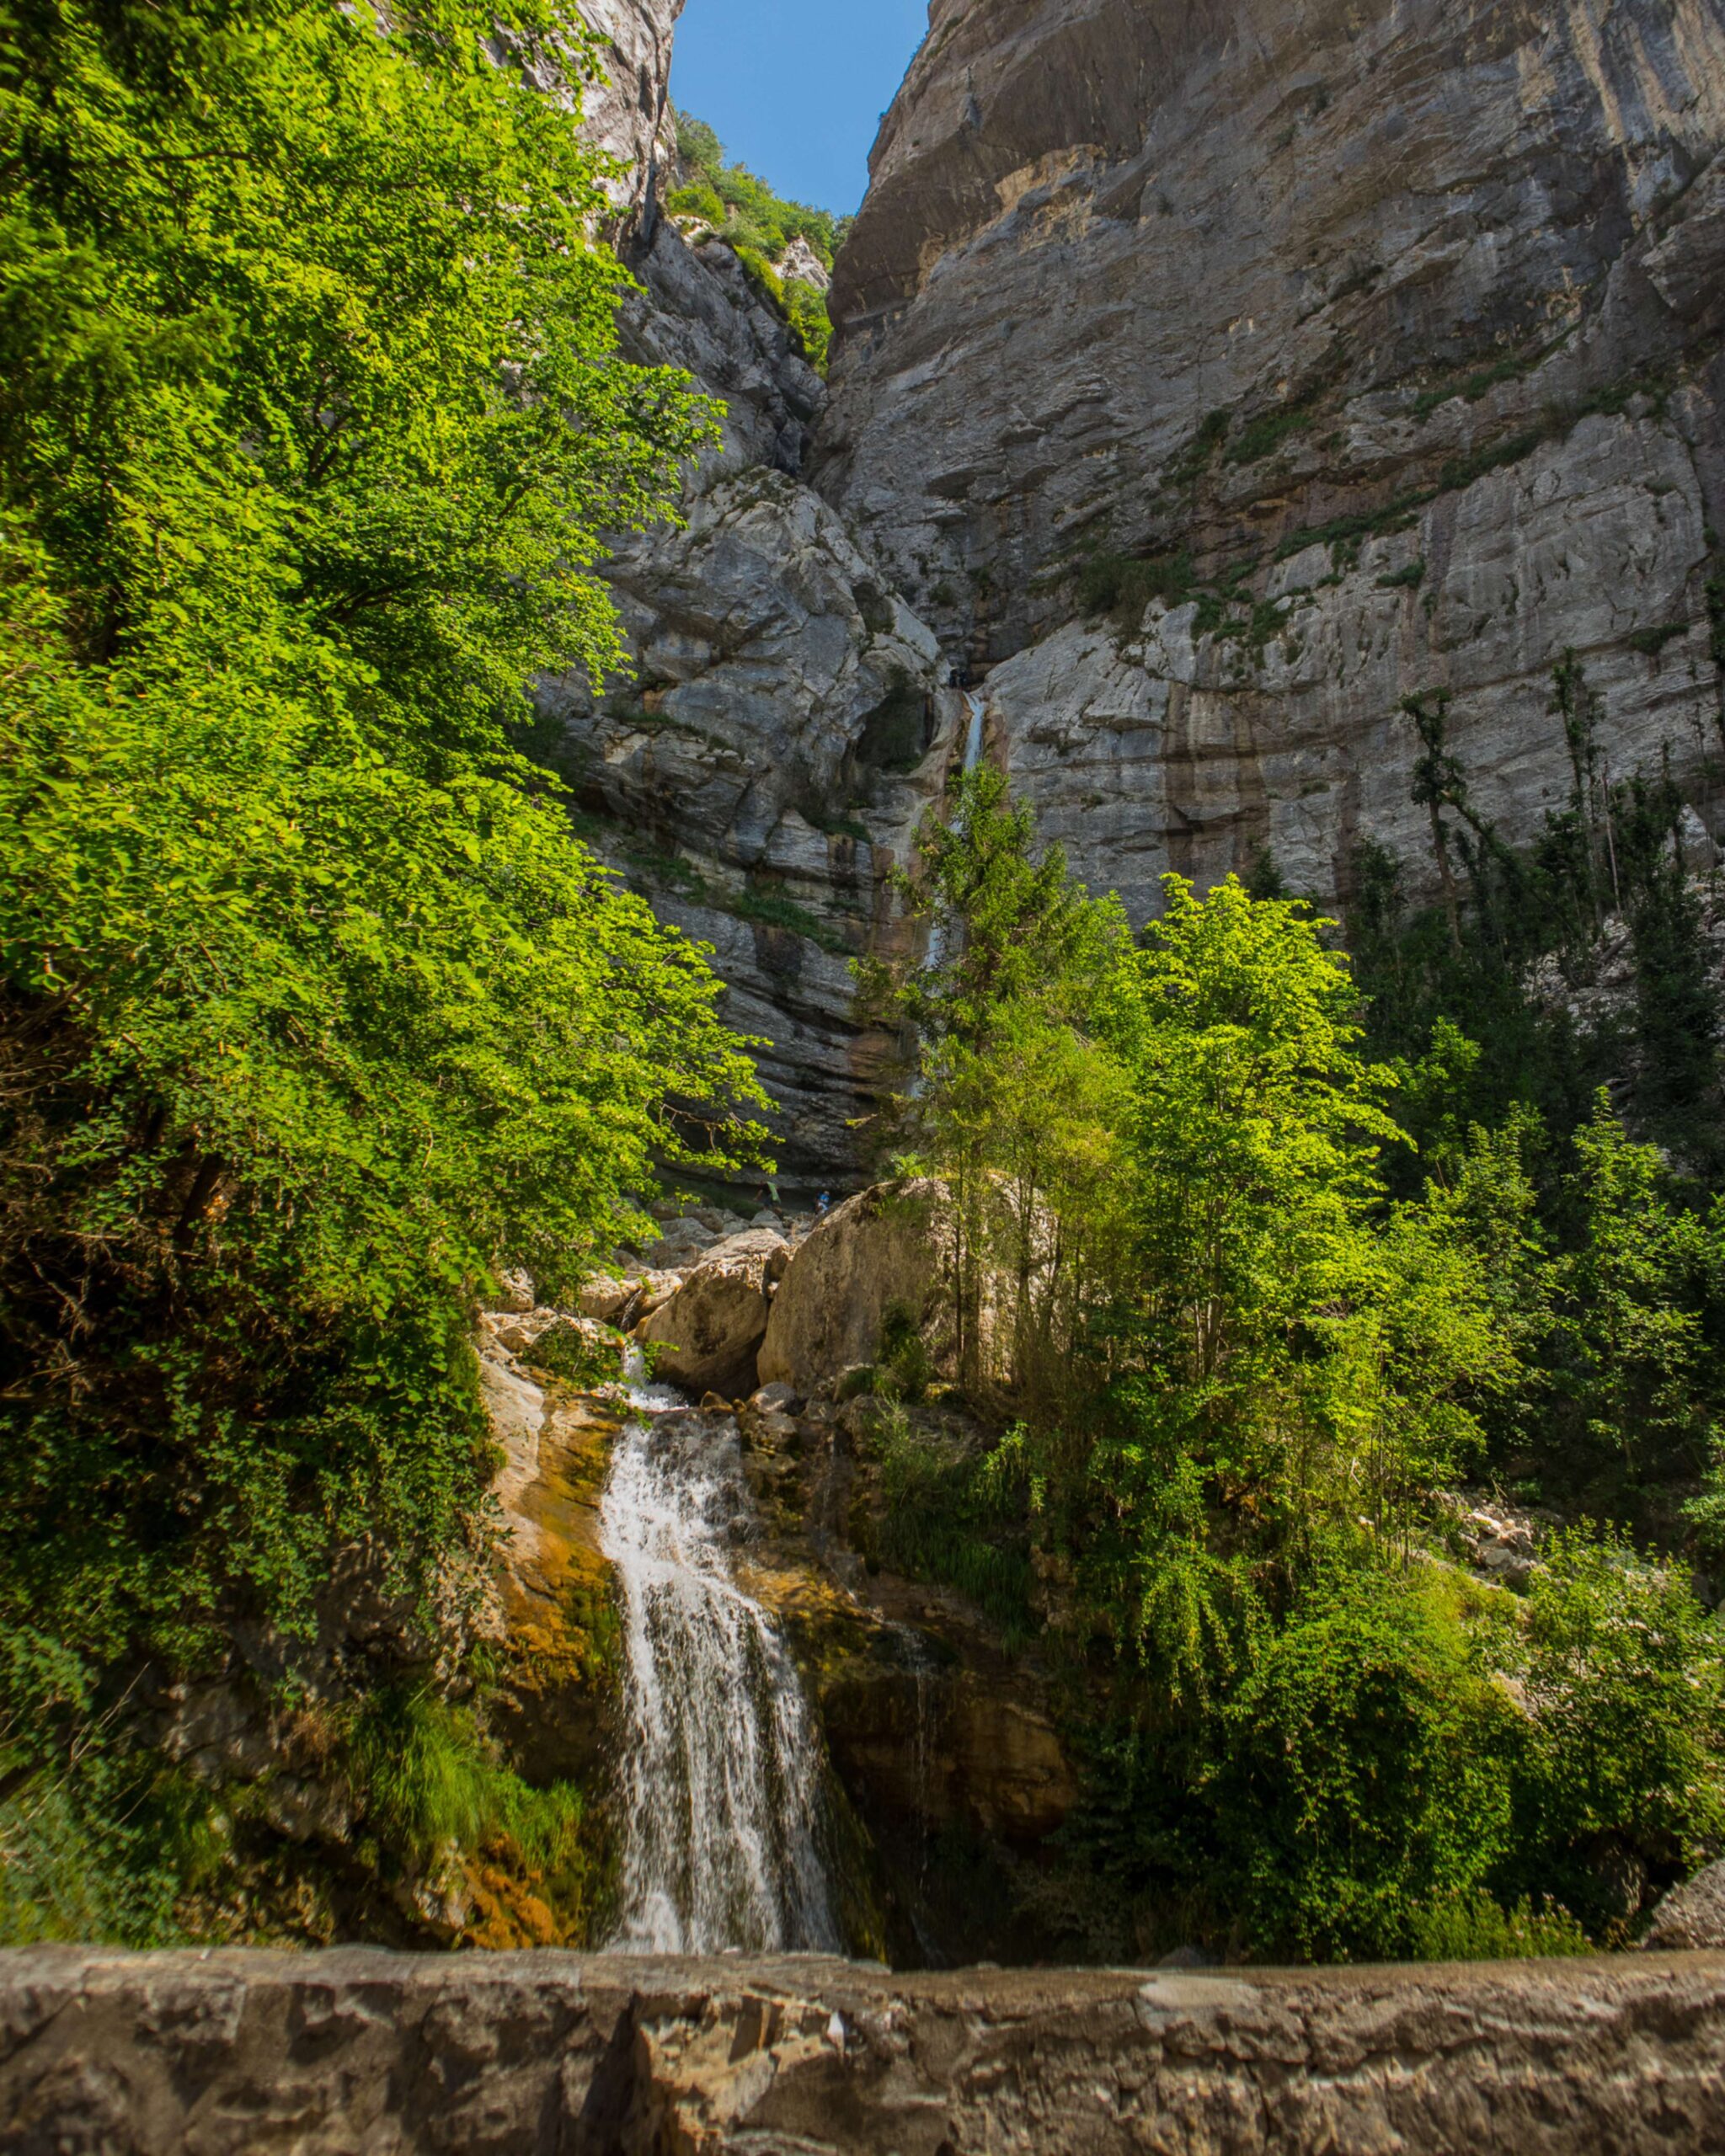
[669, 1, 928, 214]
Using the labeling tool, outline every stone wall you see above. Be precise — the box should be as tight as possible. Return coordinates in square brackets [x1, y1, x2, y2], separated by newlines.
[5, 1945, 1725, 2153]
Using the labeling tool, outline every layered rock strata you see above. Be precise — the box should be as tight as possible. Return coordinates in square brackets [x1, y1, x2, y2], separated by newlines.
[818, 0, 1725, 913]
[7, 1945, 1725, 2153]
[558, 2, 1725, 1176]
[537, 56, 958, 1182]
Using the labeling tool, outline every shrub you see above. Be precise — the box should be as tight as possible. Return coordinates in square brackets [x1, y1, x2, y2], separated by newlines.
[1209, 1568, 1519, 1961]
[1076, 551, 1194, 624]
[1502, 1534, 1725, 1924]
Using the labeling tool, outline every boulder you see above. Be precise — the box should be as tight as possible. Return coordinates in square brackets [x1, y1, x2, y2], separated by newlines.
[643, 1217, 718, 1269]
[1643, 1861, 1725, 1951]
[577, 1274, 638, 1326]
[750, 1381, 803, 1416]
[488, 1267, 535, 1315]
[633, 1269, 685, 1318]
[638, 1235, 787, 1400]
[757, 1180, 947, 1392]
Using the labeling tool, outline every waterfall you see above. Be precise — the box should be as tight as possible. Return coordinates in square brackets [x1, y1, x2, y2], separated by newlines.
[599, 1355, 841, 1956]
[924, 687, 988, 977]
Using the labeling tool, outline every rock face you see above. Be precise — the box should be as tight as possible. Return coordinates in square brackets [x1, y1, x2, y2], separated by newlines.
[531, 202, 957, 1180]
[758, 1179, 950, 1388]
[817, 0, 1725, 914]
[637, 1231, 787, 1398]
[574, 0, 683, 219]
[1646, 1858, 1725, 1949]
[8, 1945, 1725, 2153]
[553, 3, 1725, 1175]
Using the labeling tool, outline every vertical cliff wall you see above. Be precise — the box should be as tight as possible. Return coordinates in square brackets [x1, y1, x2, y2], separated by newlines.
[552, 1, 1725, 1178]
[816, 0, 1725, 915]
[538, 3, 959, 1185]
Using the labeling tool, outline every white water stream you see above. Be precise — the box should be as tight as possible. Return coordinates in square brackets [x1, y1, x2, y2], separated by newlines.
[599, 1355, 841, 1955]
[923, 687, 988, 978]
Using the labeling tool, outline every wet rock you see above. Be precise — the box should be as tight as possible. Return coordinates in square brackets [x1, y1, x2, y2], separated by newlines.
[758, 1179, 949, 1391]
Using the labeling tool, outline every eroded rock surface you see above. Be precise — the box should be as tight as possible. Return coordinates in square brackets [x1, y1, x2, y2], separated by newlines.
[759, 1180, 951, 1389]
[531, 232, 956, 1179]
[1646, 1858, 1725, 1949]
[817, 0, 1725, 911]
[637, 1231, 787, 1398]
[7, 1945, 1725, 2154]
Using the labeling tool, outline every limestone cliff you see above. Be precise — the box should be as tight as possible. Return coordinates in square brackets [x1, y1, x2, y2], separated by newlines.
[575, 0, 684, 219]
[540, 15, 960, 1183]
[817, 0, 1725, 915]
[558, 1, 1725, 1175]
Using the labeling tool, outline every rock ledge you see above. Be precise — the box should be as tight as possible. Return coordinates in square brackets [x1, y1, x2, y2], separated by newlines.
[5, 1945, 1725, 2152]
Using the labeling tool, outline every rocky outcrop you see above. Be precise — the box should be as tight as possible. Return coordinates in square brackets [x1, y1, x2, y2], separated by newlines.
[574, 0, 683, 219]
[9, 1945, 1725, 2153]
[759, 1179, 950, 1387]
[532, 211, 957, 1181]
[817, 0, 1725, 912]
[1645, 1859, 1725, 1949]
[637, 1230, 788, 1398]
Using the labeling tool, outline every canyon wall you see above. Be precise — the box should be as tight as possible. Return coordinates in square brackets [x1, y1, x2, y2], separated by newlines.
[6, 1945, 1725, 2153]
[539, 7, 959, 1183]
[816, 0, 1725, 917]
[574, 0, 684, 217]
[556, 0, 1725, 1178]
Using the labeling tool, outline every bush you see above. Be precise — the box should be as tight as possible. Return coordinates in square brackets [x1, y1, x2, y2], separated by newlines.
[1209, 1568, 1519, 1961]
[1502, 1534, 1725, 1924]
[1076, 551, 1194, 624]
[346, 1687, 609, 1943]
[1407, 1891, 1589, 1961]
[0, 1741, 220, 1948]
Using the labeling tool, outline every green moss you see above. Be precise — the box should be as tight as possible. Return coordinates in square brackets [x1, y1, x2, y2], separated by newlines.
[1076, 548, 1195, 624]
[1226, 403, 1316, 467]
[857, 674, 931, 774]
[1413, 351, 1541, 422]
[620, 839, 708, 904]
[1378, 560, 1428, 592]
[1627, 619, 1691, 658]
[728, 884, 850, 954]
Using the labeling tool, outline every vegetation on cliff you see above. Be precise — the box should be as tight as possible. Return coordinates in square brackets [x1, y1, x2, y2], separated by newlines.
[862, 766, 1725, 1962]
[665, 110, 841, 372]
[0, 0, 762, 1941]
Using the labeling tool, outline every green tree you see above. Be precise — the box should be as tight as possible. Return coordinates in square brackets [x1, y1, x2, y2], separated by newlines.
[1503, 1533, 1725, 1928]
[861, 764, 1130, 1396]
[0, 0, 764, 1785]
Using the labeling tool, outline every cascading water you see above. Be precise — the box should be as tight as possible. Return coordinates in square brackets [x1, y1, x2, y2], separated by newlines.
[923, 686, 988, 978]
[599, 1353, 841, 1955]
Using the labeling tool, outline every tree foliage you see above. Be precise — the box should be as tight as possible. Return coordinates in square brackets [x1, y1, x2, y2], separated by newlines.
[665, 109, 841, 371]
[865, 770, 1725, 1961]
[0, 0, 764, 1776]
